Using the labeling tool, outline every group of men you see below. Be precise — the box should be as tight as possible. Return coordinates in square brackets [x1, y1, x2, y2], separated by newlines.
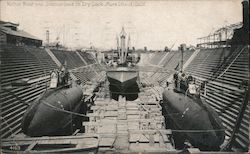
[50, 65, 70, 88]
[173, 71, 198, 95]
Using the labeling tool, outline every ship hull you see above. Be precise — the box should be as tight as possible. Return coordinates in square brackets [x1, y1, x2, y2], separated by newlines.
[162, 87, 225, 150]
[107, 68, 139, 100]
[22, 83, 83, 137]
[107, 69, 138, 92]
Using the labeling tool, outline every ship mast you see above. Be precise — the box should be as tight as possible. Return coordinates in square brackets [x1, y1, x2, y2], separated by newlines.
[181, 49, 183, 72]
[180, 44, 185, 72]
[120, 27, 127, 64]
[127, 34, 131, 51]
[116, 34, 119, 62]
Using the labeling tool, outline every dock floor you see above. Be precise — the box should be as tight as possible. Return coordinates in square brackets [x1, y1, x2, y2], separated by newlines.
[83, 82, 176, 153]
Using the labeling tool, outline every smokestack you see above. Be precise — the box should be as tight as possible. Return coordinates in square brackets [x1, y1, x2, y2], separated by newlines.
[46, 30, 50, 45]
[242, 0, 249, 29]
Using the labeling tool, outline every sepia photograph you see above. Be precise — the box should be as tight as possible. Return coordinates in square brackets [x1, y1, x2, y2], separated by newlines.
[0, 0, 249, 153]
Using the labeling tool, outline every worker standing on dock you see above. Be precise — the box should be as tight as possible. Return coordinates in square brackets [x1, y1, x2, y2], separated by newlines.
[50, 69, 59, 88]
[58, 62, 70, 86]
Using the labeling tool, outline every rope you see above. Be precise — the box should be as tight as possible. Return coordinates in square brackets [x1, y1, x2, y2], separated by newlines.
[216, 46, 247, 79]
[142, 77, 163, 98]
[109, 91, 139, 94]
[42, 100, 89, 118]
[163, 112, 182, 117]
[41, 94, 226, 134]
[192, 50, 212, 74]
[171, 129, 226, 133]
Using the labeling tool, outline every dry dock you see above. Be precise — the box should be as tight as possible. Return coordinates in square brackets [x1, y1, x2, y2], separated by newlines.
[83, 81, 176, 153]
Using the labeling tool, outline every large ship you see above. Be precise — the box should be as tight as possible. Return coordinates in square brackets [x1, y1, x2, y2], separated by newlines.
[106, 28, 140, 100]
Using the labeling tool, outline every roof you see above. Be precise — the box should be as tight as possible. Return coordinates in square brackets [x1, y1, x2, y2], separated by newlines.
[0, 21, 19, 27]
[0, 26, 41, 41]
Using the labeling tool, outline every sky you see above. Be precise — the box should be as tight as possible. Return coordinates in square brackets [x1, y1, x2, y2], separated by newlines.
[0, 0, 243, 50]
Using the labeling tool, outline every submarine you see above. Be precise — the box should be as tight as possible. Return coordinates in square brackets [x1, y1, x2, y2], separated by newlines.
[106, 27, 140, 100]
[22, 66, 84, 137]
[162, 45, 225, 150]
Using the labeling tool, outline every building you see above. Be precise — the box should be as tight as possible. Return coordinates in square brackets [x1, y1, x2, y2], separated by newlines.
[0, 21, 42, 47]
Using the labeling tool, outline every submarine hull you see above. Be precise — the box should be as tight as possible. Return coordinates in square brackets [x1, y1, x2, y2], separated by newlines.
[162, 87, 225, 150]
[21, 83, 83, 137]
